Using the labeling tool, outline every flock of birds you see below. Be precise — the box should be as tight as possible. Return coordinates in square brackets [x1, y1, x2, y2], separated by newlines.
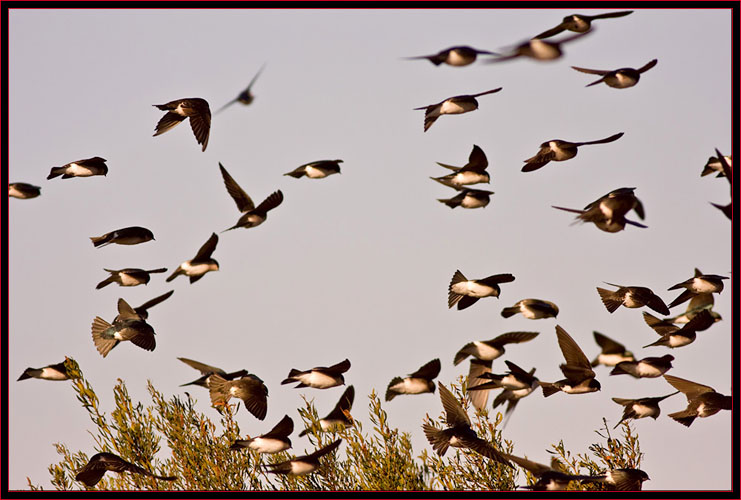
[11, 9, 733, 492]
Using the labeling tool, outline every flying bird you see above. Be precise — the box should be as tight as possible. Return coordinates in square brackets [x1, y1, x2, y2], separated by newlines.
[540, 325, 601, 397]
[90, 226, 155, 248]
[152, 98, 211, 151]
[590, 469, 651, 491]
[385, 359, 441, 401]
[166, 233, 219, 284]
[553, 187, 646, 233]
[284, 159, 343, 179]
[701, 154, 732, 177]
[708, 150, 733, 219]
[95, 268, 167, 289]
[533, 10, 633, 39]
[414, 88, 502, 132]
[47, 157, 108, 180]
[231, 415, 293, 454]
[503, 452, 596, 490]
[18, 358, 79, 381]
[486, 32, 590, 62]
[438, 188, 493, 209]
[448, 269, 515, 310]
[642, 309, 716, 348]
[571, 59, 657, 88]
[663, 374, 732, 427]
[9, 182, 41, 199]
[281, 358, 351, 389]
[667, 268, 728, 308]
[91, 298, 157, 358]
[596, 283, 670, 315]
[177, 357, 249, 389]
[501, 299, 559, 319]
[468, 360, 539, 419]
[521, 132, 624, 172]
[216, 64, 266, 113]
[405, 45, 498, 66]
[208, 373, 269, 420]
[453, 331, 540, 366]
[299, 385, 355, 436]
[590, 331, 635, 368]
[610, 355, 674, 378]
[219, 163, 283, 231]
[431, 144, 490, 188]
[611, 392, 679, 429]
[75, 452, 176, 487]
[263, 439, 342, 476]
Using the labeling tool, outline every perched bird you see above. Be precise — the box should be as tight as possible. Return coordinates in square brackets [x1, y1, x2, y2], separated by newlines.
[438, 188, 493, 209]
[521, 132, 624, 172]
[91, 298, 157, 358]
[47, 156, 108, 180]
[130, 290, 174, 321]
[177, 357, 249, 389]
[75, 452, 176, 487]
[642, 309, 716, 348]
[405, 46, 498, 66]
[591, 468, 651, 491]
[414, 88, 502, 132]
[667, 268, 728, 308]
[611, 392, 679, 429]
[663, 374, 732, 427]
[486, 32, 589, 63]
[284, 159, 343, 179]
[468, 360, 539, 419]
[385, 359, 441, 401]
[166, 233, 219, 284]
[95, 268, 167, 289]
[281, 358, 351, 389]
[431, 144, 490, 188]
[504, 452, 596, 491]
[596, 283, 670, 315]
[501, 299, 559, 319]
[453, 331, 540, 366]
[540, 325, 601, 397]
[219, 163, 283, 231]
[590, 331, 635, 368]
[610, 355, 674, 378]
[533, 10, 634, 39]
[448, 269, 516, 310]
[18, 358, 79, 381]
[571, 59, 658, 88]
[422, 382, 512, 467]
[9, 182, 41, 199]
[553, 187, 646, 233]
[216, 64, 266, 113]
[208, 373, 269, 420]
[90, 226, 155, 248]
[701, 154, 732, 177]
[263, 439, 342, 476]
[152, 98, 211, 151]
[231, 415, 293, 454]
[299, 385, 355, 436]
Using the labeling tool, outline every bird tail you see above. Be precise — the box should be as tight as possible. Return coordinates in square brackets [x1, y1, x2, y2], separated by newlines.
[281, 369, 301, 385]
[668, 409, 697, 427]
[91, 317, 118, 358]
[540, 382, 560, 398]
[437, 198, 458, 209]
[47, 167, 66, 180]
[90, 234, 112, 248]
[165, 268, 183, 283]
[500, 306, 520, 318]
[17, 369, 37, 381]
[609, 364, 630, 376]
[596, 287, 622, 313]
[448, 270, 467, 308]
[96, 276, 116, 289]
[385, 377, 403, 401]
[421, 423, 449, 456]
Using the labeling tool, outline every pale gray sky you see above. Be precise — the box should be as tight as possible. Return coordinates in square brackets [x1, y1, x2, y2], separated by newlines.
[8, 8, 732, 491]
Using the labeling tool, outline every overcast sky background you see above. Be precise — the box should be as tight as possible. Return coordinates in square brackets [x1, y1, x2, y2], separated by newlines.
[7, 8, 733, 491]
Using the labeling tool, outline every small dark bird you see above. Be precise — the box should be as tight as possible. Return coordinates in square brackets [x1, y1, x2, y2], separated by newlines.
[75, 452, 176, 487]
[553, 187, 646, 233]
[590, 331, 635, 368]
[231, 415, 293, 454]
[642, 309, 716, 348]
[263, 439, 342, 476]
[216, 64, 266, 113]
[414, 88, 502, 132]
[590, 468, 651, 491]
[610, 355, 674, 378]
[453, 331, 540, 365]
[130, 290, 175, 321]
[299, 385, 355, 436]
[540, 325, 601, 397]
[468, 360, 540, 418]
[667, 268, 728, 308]
[504, 452, 596, 490]
[431, 144, 490, 188]
[709, 150, 733, 219]
[91, 298, 157, 358]
[486, 32, 590, 63]
[177, 357, 249, 389]
[9, 182, 41, 199]
[702, 154, 732, 177]
[501, 299, 559, 319]
[47, 156, 108, 180]
[422, 382, 512, 467]
[96, 268, 167, 289]
[385, 359, 441, 401]
[284, 159, 343, 179]
[405, 46, 498, 66]
[90, 226, 155, 248]
[166, 233, 219, 284]
[219, 163, 283, 231]
[596, 283, 670, 315]
[521, 132, 624, 172]
[281, 358, 351, 389]
[438, 188, 493, 209]
[611, 392, 679, 429]
[208, 373, 269, 420]
[18, 358, 79, 381]
[571, 59, 657, 88]
[153, 98, 211, 151]
[663, 374, 732, 427]
[448, 269, 516, 310]
[533, 10, 634, 39]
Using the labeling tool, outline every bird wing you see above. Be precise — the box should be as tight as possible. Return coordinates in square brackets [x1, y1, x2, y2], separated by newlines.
[490, 331, 540, 348]
[263, 415, 294, 439]
[136, 290, 174, 314]
[479, 273, 516, 286]
[438, 382, 470, 427]
[571, 65, 609, 75]
[177, 357, 226, 376]
[219, 163, 255, 212]
[409, 358, 442, 379]
[593, 331, 628, 354]
[193, 233, 219, 261]
[522, 147, 556, 172]
[307, 438, 342, 460]
[188, 103, 211, 151]
[322, 358, 351, 375]
[459, 144, 489, 173]
[116, 298, 141, 321]
[637, 59, 658, 74]
[254, 190, 284, 214]
[503, 452, 552, 476]
[533, 22, 568, 40]
[663, 374, 715, 399]
[556, 325, 593, 372]
[153, 112, 185, 136]
[576, 132, 624, 146]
